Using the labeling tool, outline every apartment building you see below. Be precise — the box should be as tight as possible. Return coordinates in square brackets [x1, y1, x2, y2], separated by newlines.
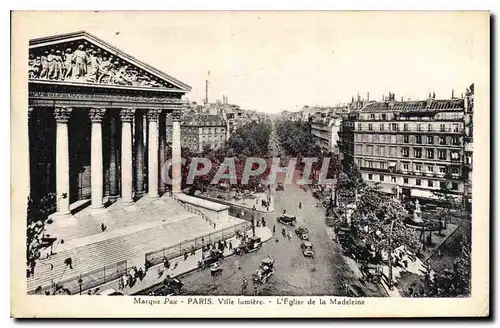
[339, 92, 468, 203]
[167, 113, 227, 153]
[311, 115, 342, 154]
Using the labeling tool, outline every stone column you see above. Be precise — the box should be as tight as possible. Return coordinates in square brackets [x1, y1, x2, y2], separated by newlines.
[108, 113, 120, 200]
[89, 108, 106, 210]
[172, 107, 182, 194]
[28, 107, 33, 196]
[147, 109, 161, 198]
[134, 110, 145, 197]
[53, 107, 72, 217]
[119, 108, 135, 203]
[158, 111, 167, 194]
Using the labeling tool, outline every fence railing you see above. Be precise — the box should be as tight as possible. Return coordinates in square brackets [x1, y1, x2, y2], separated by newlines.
[28, 260, 127, 295]
[145, 221, 250, 268]
[172, 194, 218, 228]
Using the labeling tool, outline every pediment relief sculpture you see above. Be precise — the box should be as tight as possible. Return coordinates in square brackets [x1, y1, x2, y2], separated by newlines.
[29, 40, 177, 89]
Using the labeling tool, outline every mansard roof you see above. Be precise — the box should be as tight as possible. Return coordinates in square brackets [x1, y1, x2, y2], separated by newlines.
[359, 98, 465, 112]
[29, 31, 191, 93]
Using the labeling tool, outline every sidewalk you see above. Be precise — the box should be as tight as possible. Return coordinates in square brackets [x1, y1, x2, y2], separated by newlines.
[86, 226, 272, 295]
[195, 191, 275, 214]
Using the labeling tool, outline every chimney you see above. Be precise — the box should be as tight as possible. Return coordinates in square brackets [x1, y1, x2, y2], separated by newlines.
[452, 89, 455, 99]
[401, 96, 403, 101]
[357, 93, 360, 102]
[367, 92, 370, 102]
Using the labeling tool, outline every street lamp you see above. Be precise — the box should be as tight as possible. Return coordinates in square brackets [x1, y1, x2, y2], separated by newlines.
[77, 275, 83, 295]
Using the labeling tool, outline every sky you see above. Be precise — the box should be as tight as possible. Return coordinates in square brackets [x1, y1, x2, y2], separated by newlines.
[20, 11, 488, 113]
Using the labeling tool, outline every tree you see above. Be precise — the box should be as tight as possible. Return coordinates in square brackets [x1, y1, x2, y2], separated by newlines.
[26, 193, 57, 276]
[351, 185, 420, 290]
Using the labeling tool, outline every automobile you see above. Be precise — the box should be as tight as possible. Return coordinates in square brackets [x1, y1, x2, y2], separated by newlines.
[277, 214, 297, 226]
[198, 249, 224, 269]
[145, 277, 184, 296]
[210, 262, 223, 276]
[276, 183, 284, 191]
[234, 236, 262, 255]
[300, 241, 314, 257]
[98, 288, 124, 296]
[252, 256, 275, 284]
[295, 227, 309, 240]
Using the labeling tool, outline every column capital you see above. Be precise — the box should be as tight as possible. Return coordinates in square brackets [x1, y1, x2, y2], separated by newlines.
[147, 109, 162, 122]
[89, 108, 106, 123]
[119, 108, 136, 122]
[28, 107, 34, 120]
[53, 107, 73, 123]
[172, 107, 182, 122]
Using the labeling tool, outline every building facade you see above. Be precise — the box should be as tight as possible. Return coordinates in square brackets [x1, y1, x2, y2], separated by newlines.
[311, 116, 342, 154]
[339, 92, 469, 202]
[28, 31, 190, 215]
[167, 114, 226, 152]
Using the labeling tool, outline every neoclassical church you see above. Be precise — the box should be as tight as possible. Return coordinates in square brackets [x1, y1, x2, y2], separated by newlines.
[27, 31, 245, 295]
[28, 31, 187, 215]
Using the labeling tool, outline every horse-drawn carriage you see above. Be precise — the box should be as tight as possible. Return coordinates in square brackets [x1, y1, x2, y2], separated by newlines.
[360, 263, 383, 284]
[210, 262, 223, 276]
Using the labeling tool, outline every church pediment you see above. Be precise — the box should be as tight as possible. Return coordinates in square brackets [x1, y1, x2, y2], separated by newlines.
[28, 31, 191, 92]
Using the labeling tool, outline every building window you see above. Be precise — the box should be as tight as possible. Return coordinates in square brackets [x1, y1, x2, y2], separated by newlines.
[451, 151, 460, 160]
[439, 136, 446, 145]
[427, 165, 434, 172]
[370, 114, 375, 120]
[451, 167, 459, 174]
[380, 123, 385, 131]
[426, 149, 434, 159]
[402, 147, 409, 157]
[367, 145, 374, 155]
[415, 163, 422, 171]
[380, 175, 385, 181]
[368, 123, 373, 131]
[403, 163, 409, 170]
[453, 123, 460, 133]
[439, 166, 446, 173]
[373, 134, 379, 142]
[427, 136, 434, 144]
[416, 179, 421, 186]
[416, 135, 422, 144]
[428, 123, 433, 131]
[382, 114, 387, 120]
[428, 180, 434, 187]
[357, 123, 362, 130]
[452, 136, 460, 145]
[417, 124, 422, 131]
[404, 177, 409, 184]
[440, 181, 447, 189]
[414, 148, 422, 158]
[380, 162, 386, 169]
[403, 123, 409, 131]
[391, 176, 396, 183]
[438, 149, 447, 160]
[391, 123, 398, 131]
[368, 174, 373, 180]
[403, 135, 409, 143]
[440, 124, 446, 132]
[369, 161, 374, 168]
[452, 182, 459, 190]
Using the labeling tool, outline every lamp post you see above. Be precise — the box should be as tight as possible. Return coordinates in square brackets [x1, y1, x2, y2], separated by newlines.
[252, 205, 256, 237]
[77, 275, 83, 295]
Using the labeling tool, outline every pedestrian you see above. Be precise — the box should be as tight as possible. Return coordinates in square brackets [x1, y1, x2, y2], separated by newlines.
[163, 258, 170, 269]
[118, 276, 124, 290]
[138, 267, 145, 281]
[267, 204, 270, 211]
[283, 209, 286, 215]
[64, 257, 73, 270]
[100, 222, 107, 232]
[157, 267, 164, 279]
[272, 225, 276, 235]
[184, 251, 188, 261]
[201, 237, 205, 246]
[298, 201, 302, 209]
[262, 217, 266, 227]
[173, 262, 178, 270]
[191, 245, 195, 256]
[229, 241, 233, 250]
[122, 273, 128, 288]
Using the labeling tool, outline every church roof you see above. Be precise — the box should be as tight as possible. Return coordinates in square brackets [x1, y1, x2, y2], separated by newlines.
[29, 31, 191, 92]
[358, 99, 465, 112]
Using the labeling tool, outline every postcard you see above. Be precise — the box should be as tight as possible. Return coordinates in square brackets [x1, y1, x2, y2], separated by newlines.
[11, 10, 490, 318]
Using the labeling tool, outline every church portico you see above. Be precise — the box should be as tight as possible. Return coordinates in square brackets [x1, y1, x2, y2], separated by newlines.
[28, 31, 192, 218]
